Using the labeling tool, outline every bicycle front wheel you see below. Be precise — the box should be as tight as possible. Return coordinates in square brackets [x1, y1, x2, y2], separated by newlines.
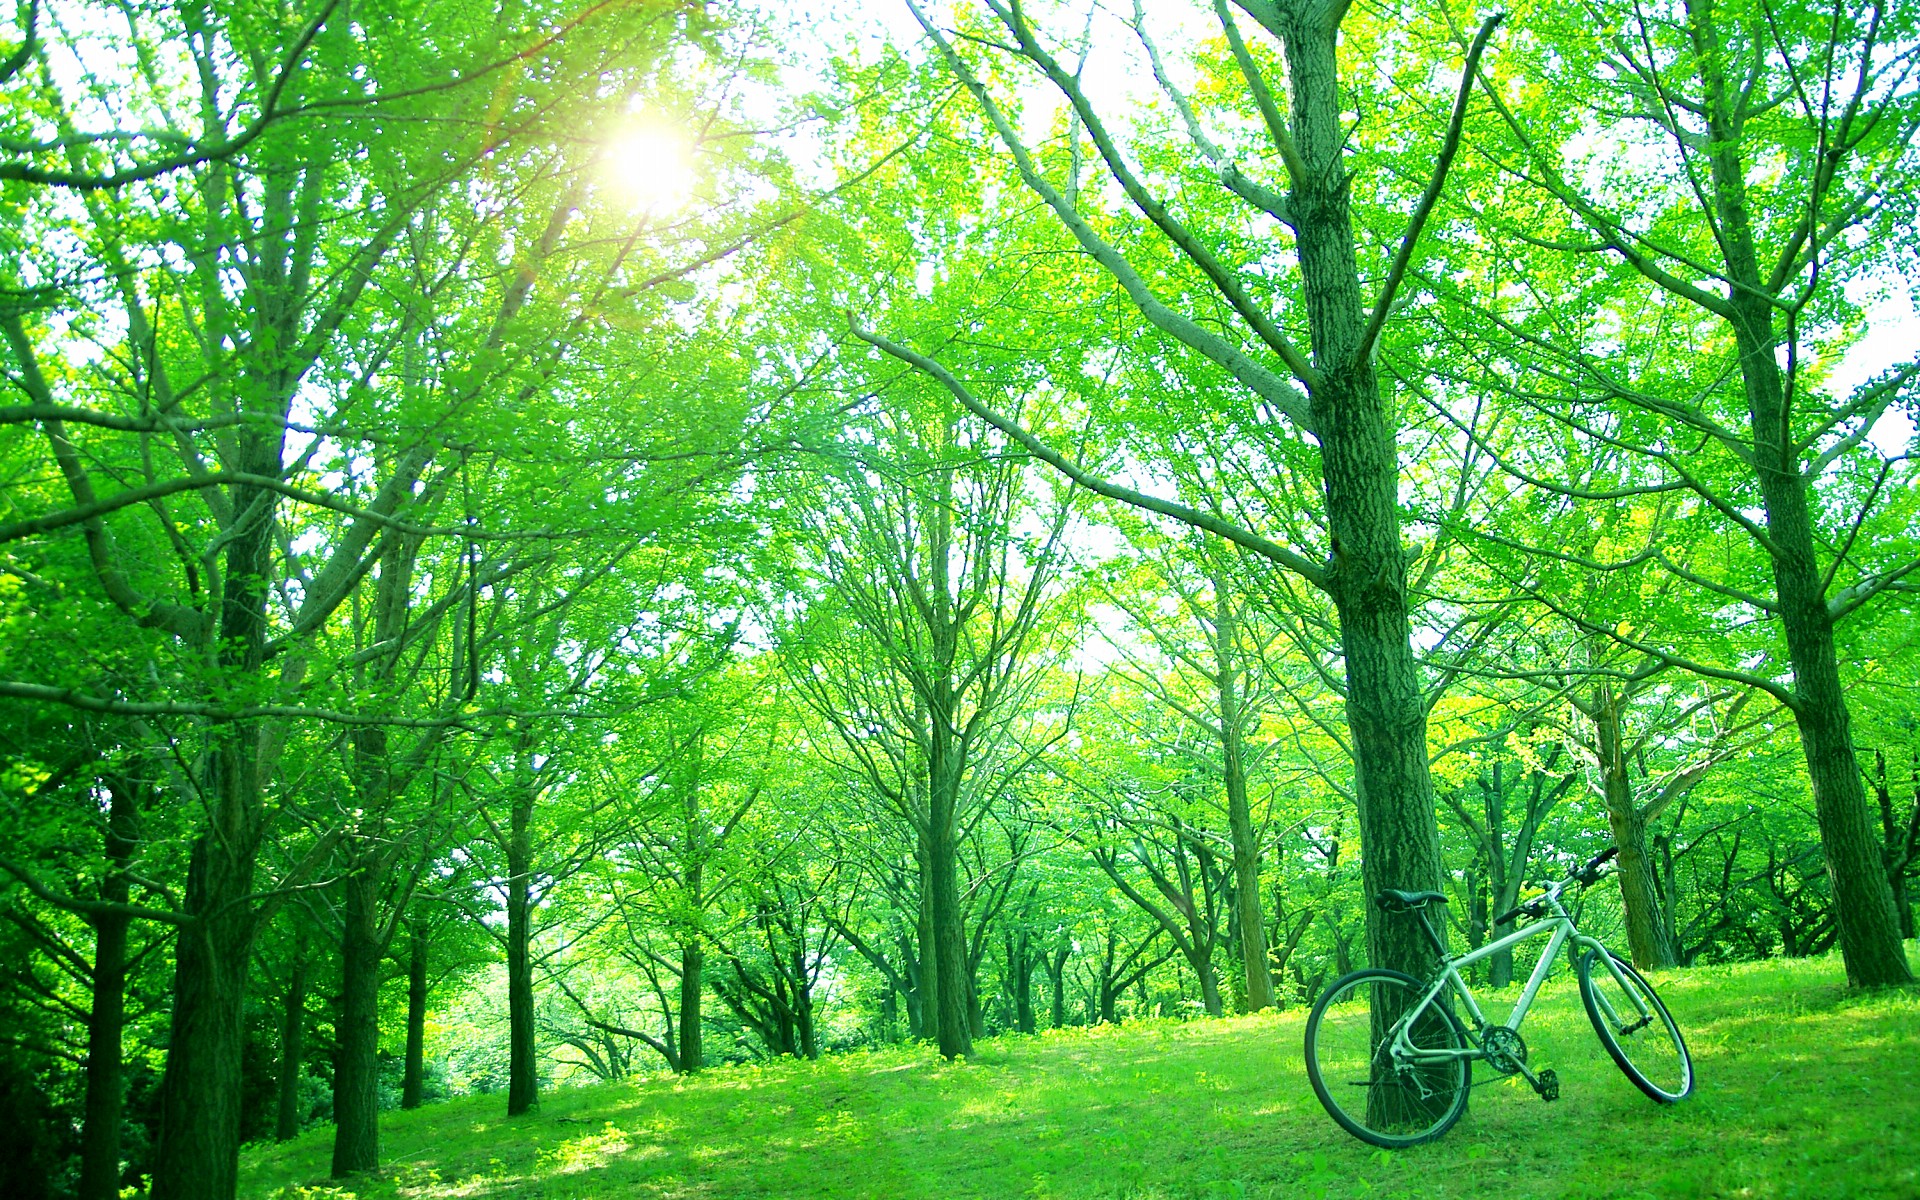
[1576, 949, 1693, 1102]
[1304, 968, 1472, 1148]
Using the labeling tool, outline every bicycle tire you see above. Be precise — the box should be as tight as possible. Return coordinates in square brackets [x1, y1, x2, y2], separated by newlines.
[1304, 968, 1472, 1148]
[1576, 949, 1693, 1103]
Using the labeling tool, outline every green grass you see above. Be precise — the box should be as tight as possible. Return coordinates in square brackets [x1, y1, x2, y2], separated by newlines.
[239, 951, 1920, 1200]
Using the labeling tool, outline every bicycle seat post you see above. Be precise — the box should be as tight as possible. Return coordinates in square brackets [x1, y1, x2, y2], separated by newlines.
[1413, 907, 1448, 962]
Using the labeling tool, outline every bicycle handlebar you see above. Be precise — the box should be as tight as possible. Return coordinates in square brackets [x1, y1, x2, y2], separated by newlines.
[1492, 846, 1618, 927]
[1572, 845, 1619, 884]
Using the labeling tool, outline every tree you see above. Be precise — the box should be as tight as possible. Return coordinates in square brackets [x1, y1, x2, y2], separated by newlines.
[782, 379, 1073, 1058]
[1457, 0, 1920, 985]
[858, 0, 1505, 986]
[1087, 528, 1290, 1010]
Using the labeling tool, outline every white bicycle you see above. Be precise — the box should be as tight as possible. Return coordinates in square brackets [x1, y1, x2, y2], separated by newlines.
[1304, 847, 1693, 1147]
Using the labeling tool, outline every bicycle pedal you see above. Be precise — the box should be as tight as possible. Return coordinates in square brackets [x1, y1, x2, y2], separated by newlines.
[1533, 1068, 1559, 1102]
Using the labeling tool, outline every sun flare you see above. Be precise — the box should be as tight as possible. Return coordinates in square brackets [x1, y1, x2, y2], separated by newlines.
[601, 125, 695, 214]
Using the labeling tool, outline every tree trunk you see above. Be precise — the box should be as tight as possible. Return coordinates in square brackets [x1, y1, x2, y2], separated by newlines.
[402, 923, 429, 1110]
[1010, 935, 1036, 1034]
[1277, 9, 1446, 985]
[902, 960, 924, 1039]
[925, 807, 971, 1057]
[506, 779, 539, 1115]
[793, 945, 820, 1059]
[1464, 859, 1489, 965]
[1196, 954, 1224, 1017]
[78, 777, 137, 1200]
[1606, 799, 1678, 971]
[151, 812, 258, 1200]
[1095, 936, 1123, 1024]
[276, 926, 308, 1141]
[1213, 573, 1276, 1012]
[1048, 944, 1069, 1029]
[921, 456, 976, 1060]
[678, 939, 703, 1073]
[1594, 687, 1677, 970]
[915, 875, 938, 1045]
[331, 870, 382, 1177]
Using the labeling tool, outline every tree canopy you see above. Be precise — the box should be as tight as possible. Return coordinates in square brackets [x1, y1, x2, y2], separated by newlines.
[1, 0, 1915, 1196]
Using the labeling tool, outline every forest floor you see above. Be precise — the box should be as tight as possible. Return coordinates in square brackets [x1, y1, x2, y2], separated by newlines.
[239, 950, 1920, 1200]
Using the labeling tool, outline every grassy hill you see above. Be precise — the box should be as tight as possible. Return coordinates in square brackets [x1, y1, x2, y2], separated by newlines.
[240, 952, 1920, 1200]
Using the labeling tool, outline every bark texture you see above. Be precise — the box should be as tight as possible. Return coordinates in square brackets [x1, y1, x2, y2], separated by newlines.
[1594, 689, 1678, 970]
[1274, 3, 1447, 980]
[678, 939, 703, 1073]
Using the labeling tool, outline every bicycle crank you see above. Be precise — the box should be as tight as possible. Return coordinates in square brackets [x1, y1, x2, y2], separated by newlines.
[1481, 1025, 1528, 1075]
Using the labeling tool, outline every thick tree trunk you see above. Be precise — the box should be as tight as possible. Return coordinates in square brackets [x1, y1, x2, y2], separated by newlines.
[402, 924, 428, 1110]
[921, 464, 975, 1060]
[276, 927, 309, 1140]
[333, 715, 398, 1177]
[678, 939, 703, 1073]
[1277, 10, 1446, 985]
[331, 872, 382, 1177]
[506, 781, 539, 1115]
[1594, 688, 1677, 970]
[80, 908, 128, 1200]
[151, 827, 257, 1200]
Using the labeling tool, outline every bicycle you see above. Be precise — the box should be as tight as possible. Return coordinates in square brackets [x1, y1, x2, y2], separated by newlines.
[1303, 846, 1693, 1148]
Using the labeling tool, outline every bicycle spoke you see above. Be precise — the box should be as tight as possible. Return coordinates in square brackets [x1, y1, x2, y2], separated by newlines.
[1305, 971, 1471, 1147]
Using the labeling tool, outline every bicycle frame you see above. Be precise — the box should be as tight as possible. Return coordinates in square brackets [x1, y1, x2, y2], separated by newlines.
[1390, 890, 1648, 1064]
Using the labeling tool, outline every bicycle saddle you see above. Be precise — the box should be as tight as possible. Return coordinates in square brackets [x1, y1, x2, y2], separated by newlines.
[1375, 889, 1449, 912]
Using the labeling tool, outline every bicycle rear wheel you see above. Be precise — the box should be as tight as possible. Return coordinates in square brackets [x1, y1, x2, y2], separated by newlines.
[1576, 949, 1693, 1102]
[1304, 968, 1472, 1148]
